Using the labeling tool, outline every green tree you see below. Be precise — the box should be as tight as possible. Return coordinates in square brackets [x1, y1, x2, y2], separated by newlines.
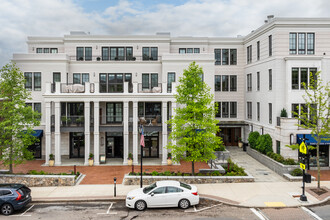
[294, 71, 330, 189]
[0, 62, 40, 173]
[167, 62, 223, 175]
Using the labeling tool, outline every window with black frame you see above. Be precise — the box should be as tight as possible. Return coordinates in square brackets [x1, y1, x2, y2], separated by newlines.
[215, 75, 221, 91]
[76, 47, 84, 60]
[167, 72, 175, 93]
[85, 47, 92, 61]
[106, 102, 123, 123]
[99, 73, 123, 93]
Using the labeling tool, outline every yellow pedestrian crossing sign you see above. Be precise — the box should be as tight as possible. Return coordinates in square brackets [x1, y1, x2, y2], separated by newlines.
[300, 163, 306, 170]
[299, 142, 307, 154]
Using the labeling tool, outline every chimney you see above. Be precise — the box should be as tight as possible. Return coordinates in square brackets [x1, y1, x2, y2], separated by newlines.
[267, 15, 274, 21]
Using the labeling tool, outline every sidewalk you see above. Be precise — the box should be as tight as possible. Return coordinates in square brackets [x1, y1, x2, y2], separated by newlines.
[30, 181, 330, 208]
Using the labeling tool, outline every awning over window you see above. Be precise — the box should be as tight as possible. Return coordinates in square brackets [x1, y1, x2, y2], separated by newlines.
[23, 130, 43, 138]
[297, 134, 330, 145]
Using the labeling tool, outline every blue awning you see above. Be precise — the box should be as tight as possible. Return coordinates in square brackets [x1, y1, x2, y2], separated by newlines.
[23, 130, 43, 138]
[297, 134, 330, 145]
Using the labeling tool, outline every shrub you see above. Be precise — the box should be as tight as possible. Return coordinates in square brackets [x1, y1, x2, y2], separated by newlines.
[255, 134, 273, 154]
[211, 171, 221, 176]
[283, 158, 296, 165]
[248, 131, 260, 149]
[151, 171, 159, 176]
[280, 108, 288, 117]
[291, 168, 303, 176]
[163, 170, 172, 176]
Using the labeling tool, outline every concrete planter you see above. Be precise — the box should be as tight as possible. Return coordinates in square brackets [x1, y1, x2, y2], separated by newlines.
[122, 173, 254, 185]
[127, 159, 133, 166]
[0, 173, 82, 187]
[167, 159, 172, 165]
[49, 160, 55, 167]
[88, 159, 93, 166]
[214, 149, 230, 161]
[247, 147, 300, 176]
[283, 173, 316, 182]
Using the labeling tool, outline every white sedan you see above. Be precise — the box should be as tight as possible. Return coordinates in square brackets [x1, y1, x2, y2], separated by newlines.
[126, 180, 199, 211]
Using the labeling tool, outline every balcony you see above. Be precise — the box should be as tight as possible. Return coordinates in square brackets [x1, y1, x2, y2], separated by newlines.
[69, 55, 161, 62]
[138, 83, 162, 93]
[61, 116, 84, 127]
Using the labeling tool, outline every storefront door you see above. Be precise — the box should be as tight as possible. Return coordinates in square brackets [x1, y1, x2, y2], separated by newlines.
[70, 132, 85, 158]
[219, 127, 241, 146]
[143, 133, 159, 158]
[106, 133, 123, 158]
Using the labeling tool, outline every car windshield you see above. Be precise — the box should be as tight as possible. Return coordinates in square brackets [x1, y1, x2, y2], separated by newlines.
[143, 183, 157, 194]
[180, 182, 191, 190]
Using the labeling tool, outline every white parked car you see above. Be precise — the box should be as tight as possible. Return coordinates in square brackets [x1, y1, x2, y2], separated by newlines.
[126, 180, 199, 211]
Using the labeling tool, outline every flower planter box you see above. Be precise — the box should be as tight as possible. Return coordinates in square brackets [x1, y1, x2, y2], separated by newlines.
[283, 173, 316, 182]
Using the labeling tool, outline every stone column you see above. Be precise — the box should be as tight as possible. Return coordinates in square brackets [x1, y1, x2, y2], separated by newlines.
[84, 101, 90, 166]
[133, 101, 138, 165]
[94, 101, 100, 165]
[45, 101, 51, 165]
[123, 101, 129, 164]
[162, 101, 168, 165]
[54, 101, 61, 165]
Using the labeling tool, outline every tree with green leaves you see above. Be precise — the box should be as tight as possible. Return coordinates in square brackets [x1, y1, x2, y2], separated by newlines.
[0, 62, 40, 173]
[294, 71, 330, 189]
[167, 62, 223, 175]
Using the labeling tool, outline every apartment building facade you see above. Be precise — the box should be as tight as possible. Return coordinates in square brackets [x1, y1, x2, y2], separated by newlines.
[12, 16, 330, 168]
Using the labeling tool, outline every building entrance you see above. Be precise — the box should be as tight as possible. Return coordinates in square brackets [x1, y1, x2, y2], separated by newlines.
[70, 132, 85, 158]
[219, 127, 241, 146]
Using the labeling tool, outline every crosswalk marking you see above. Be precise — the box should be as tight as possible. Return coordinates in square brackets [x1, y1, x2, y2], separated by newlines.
[250, 208, 269, 220]
[301, 207, 323, 220]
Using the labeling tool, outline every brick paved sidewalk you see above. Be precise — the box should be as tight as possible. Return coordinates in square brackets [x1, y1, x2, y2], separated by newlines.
[1, 160, 210, 184]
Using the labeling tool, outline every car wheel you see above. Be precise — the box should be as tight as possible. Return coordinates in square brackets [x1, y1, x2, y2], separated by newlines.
[135, 200, 147, 211]
[178, 199, 190, 209]
[1, 203, 14, 215]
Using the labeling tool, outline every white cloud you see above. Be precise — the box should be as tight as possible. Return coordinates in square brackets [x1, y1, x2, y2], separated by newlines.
[1, 0, 330, 67]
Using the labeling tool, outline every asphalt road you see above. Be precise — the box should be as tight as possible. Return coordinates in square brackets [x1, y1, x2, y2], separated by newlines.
[5, 199, 329, 220]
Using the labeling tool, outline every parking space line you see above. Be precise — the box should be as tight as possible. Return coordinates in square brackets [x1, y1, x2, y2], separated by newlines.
[250, 208, 269, 220]
[301, 207, 323, 220]
[97, 202, 117, 215]
[185, 203, 222, 213]
[10, 204, 34, 217]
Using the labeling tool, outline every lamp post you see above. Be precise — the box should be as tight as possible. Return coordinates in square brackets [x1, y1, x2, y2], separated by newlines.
[140, 125, 144, 188]
[114, 177, 117, 197]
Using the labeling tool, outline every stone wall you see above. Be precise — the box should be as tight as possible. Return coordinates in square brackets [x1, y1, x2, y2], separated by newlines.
[0, 174, 78, 187]
[123, 174, 254, 185]
[247, 147, 299, 176]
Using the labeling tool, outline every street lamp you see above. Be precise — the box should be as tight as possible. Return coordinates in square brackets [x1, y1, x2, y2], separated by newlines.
[114, 177, 117, 197]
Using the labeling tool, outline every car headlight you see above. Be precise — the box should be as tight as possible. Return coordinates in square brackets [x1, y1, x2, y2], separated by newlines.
[127, 196, 135, 200]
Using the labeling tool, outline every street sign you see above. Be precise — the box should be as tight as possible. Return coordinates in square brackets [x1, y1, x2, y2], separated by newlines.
[299, 142, 307, 154]
[300, 163, 306, 170]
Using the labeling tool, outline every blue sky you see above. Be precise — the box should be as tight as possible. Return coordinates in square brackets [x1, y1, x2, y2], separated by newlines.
[1, 0, 330, 67]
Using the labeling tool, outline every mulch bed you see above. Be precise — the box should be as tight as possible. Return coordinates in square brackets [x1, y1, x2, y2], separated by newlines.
[306, 187, 330, 201]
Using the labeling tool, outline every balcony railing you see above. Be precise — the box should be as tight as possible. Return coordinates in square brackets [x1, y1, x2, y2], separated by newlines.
[138, 115, 162, 126]
[61, 115, 84, 127]
[70, 56, 161, 62]
[138, 83, 162, 93]
[61, 83, 85, 93]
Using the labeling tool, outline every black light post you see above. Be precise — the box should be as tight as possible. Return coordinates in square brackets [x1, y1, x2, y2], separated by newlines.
[114, 177, 117, 197]
[140, 125, 143, 188]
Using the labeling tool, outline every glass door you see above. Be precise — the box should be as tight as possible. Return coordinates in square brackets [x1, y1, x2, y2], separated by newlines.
[106, 137, 114, 158]
[143, 133, 159, 158]
[70, 132, 85, 158]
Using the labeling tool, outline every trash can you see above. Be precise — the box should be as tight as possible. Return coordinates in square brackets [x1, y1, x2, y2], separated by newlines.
[243, 143, 248, 152]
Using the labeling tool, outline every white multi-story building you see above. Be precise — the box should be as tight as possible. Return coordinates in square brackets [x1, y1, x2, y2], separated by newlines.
[12, 16, 330, 168]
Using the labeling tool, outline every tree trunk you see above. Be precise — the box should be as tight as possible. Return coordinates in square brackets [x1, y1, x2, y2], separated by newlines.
[192, 161, 195, 176]
[9, 145, 13, 174]
[317, 143, 320, 189]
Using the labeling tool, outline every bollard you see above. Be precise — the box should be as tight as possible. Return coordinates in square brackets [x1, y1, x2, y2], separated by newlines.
[114, 177, 117, 197]
[74, 165, 76, 175]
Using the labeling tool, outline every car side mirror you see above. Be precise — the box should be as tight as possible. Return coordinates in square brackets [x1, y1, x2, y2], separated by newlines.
[150, 192, 154, 197]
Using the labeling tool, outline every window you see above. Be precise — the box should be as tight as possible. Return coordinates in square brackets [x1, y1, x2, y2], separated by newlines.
[292, 104, 299, 118]
[257, 72, 260, 91]
[230, 49, 237, 65]
[106, 102, 123, 123]
[276, 141, 281, 154]
[310, 68, 317, 88]
[215, 49, 221, 65]
[222, 102, 229, 118]
[230, 75, 237, 91]
[139, 102, 161, 118]
[99, 73, 124, 93]
[194, 48, 200, 53]
[150, 47, 158, 60]
[44, 48, 49, 53]
[53, 72, 61, 83]
[269, 103, 272, 124]
[222, 49, 229, 65]
[142, 74, 149, 89]
[34, 103, 41, 120]
[289, 33, 297, 54]
[152, 187, 166, 194]
[298, 33, 306, 54]
[247, 102, 252, 119]
[166, 187, 183, 193]
[142, 73, 158, 90]
[36, 48, 42, 53]
[102, 47, 133, 61]
[222, 75, 229, 91]
[36, 48, 57, 53]
[76, 47, 84, 60]
[167, 72, 175, 93]
[230, 102, 237, 118]
[257, 102, 260, 121]
[25, 72, 41, 91]
[85, 47, 92, 61]
[307, 33, 315, 54]
[73, 73, 81, 84]
[292, 67, 317, 90]
[215, 102, 221, 117]
[102, 47, 109, 60]
[179, 48, 186, 54]
[215, 75, 221, 91]
[126, 47, 133, 60]
[247, 45, 252, 64]
[247, 73, 252, 91]
[187, 48, 193, 53]
[142, 47, 149, 60]
[50, 48, 58, 53]
[269, 69, 272, 90]
[142, 47, 158, 60]
[73, 73, 89, 84]
[269, 35, 272, 56]
[257, 41, 260, 60]
[151, 73, 158, 88]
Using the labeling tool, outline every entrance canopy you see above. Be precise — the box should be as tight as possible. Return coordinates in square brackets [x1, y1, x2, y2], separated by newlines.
[23, 130, 43, 138]
[297, 134, 330, 145]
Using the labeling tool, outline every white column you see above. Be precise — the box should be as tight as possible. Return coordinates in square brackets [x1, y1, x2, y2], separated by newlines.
[123, 101, 129, 164]
[84, 101, 90, 165]
[54, 101, 61, 165]
[133, 101, 138, 165]
[162, 101, 168, 165]
[45, 101, 51, 165]
[94, 101, 100, 165]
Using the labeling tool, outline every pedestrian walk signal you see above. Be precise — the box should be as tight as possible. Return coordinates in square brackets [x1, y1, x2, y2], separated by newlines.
[299, 142, 307, 154]
[300, 163, 306, 170]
